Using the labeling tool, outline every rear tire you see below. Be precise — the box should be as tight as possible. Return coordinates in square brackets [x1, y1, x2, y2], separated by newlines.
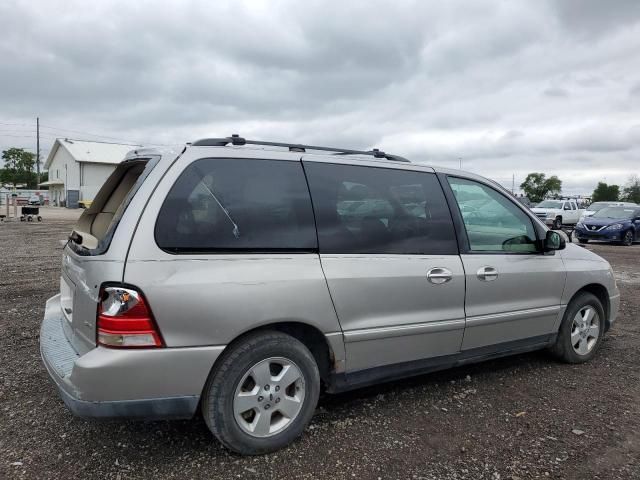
[202, 331, 320, 455]
[549, 292, 605, 363]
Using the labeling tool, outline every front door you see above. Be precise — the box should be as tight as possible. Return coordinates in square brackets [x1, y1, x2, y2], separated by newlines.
[445, 176, 566, 350]
[303, 160, 465, 372]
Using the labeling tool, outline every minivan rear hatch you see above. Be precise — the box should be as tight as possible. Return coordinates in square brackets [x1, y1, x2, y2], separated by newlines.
[62, 156, 158, 353]
[69, 158, 153, 255]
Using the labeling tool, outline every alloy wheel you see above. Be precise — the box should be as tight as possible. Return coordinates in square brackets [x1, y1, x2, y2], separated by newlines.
[233, 357, 305, 438]
[570, 306, 600, 356]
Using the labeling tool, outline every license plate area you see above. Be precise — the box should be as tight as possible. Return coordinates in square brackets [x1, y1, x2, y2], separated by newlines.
[60, 276, 74, 324]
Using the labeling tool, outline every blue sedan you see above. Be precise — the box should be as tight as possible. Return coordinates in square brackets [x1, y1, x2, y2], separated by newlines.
[575, 206, 640, 246]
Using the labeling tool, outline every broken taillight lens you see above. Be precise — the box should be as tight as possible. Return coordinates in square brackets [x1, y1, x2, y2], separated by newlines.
[97, 286, 164, 348]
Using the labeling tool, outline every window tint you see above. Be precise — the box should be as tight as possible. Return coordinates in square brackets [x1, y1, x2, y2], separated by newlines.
[447, 177, 538, 253]
[304, 163, 457, 254]
[155, 158, 316, 252]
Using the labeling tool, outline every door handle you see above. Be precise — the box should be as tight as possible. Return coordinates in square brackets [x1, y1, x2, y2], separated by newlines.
[477, 266, 499, 281]
[427, 267, 453, 285]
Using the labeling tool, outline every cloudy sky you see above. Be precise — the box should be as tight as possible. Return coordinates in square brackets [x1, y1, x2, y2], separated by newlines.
[1, 0, 639, 194]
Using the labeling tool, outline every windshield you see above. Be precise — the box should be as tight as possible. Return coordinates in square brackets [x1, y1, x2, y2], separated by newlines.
[593, 207, 635, 219]
[588, 202, 612, 212]
[536, 200, 563, 208]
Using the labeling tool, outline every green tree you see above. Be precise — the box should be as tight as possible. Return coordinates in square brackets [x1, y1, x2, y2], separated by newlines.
[0, 148, 37, 188]
[591, 182, 620, 202]
[621, 175, 640, 204]
[520, 173, 562, 203]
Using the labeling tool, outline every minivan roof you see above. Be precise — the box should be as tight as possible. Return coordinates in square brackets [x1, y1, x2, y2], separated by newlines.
[123, 137, 506, 191]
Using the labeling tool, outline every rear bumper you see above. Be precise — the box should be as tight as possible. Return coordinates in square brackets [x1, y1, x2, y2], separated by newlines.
[51, 381, 200, 418]
[40, 294, 225, 419]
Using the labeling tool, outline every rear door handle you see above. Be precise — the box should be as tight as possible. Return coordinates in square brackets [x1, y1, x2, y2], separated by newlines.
[477, 266, 499, 281]
[427, 267, 453, 285]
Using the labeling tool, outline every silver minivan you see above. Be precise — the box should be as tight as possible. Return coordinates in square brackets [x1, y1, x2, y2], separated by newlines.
[40, 136, 620, 454]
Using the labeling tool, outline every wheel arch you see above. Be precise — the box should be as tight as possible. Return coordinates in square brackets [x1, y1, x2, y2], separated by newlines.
[567, 283, 611, 331]
[208, 321, 340, 389]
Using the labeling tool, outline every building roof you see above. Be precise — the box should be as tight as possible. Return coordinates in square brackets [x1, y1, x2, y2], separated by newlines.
[44, 138, 141, 169]
[38, 179, 65, 186]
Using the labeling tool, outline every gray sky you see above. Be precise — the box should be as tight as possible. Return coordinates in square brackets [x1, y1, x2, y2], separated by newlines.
[1, 0, 639, 194]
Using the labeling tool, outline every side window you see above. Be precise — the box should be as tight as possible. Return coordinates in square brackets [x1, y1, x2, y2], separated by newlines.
[447, 177, 538, 253]
[155, 158, 316, 252]
[305, 162, 457, 255]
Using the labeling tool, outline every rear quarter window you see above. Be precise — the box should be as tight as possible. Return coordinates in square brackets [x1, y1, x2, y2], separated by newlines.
[155, 158, 317, 253]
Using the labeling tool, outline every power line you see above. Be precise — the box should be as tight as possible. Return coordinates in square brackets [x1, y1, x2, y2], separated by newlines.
[0, 128, 37, 134]
[39, 124, 176, 146]
[0, 121, 34, 127]
[0, 133, 58, 139]
[0, 120, 153, 145]
[39, 124, 146, 144]
[0, 119, 178, 147]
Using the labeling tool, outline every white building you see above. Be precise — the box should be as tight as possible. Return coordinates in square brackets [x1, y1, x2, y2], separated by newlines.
[41, 138, 140, 208]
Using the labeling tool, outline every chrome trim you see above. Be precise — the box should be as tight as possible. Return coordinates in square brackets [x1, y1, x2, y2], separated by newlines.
[466, 306, 561, 327]
[426, 267, 453, 284]
[343, 319, 465, 343]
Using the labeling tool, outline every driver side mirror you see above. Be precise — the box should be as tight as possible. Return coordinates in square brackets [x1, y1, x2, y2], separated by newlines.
[544, 230, 566, 252]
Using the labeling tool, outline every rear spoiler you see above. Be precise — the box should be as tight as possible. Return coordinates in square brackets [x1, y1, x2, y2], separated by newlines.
[124, 147, 163, 160]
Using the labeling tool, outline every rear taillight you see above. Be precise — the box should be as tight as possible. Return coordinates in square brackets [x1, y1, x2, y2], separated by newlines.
[97, 286, 164, 348]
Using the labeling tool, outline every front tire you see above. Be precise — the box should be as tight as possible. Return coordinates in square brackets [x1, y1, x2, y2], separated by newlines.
[549, 292, 605, 363]
[553, 217, 562, 230]
[578, 238, 589, 244]
[621, 230, 634, 246]
[202, 331, 320, 455]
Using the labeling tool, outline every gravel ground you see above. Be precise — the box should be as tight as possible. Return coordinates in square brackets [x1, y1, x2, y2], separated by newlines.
[1, 217, 638, 480]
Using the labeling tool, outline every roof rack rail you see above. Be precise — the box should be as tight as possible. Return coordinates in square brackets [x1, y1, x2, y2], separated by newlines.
[191, 134, 410, 163]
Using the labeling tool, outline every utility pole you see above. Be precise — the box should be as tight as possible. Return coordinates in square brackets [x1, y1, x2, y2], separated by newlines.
[458, 157, 463, 169]
[36, 117, 41, 186]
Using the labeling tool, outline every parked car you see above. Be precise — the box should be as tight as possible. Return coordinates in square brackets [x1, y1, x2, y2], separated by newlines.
[40, 137, 620, 455]
[578, 201, 638, 223]
[575, 205, 640, 246]
[531, 199, 584, 229]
